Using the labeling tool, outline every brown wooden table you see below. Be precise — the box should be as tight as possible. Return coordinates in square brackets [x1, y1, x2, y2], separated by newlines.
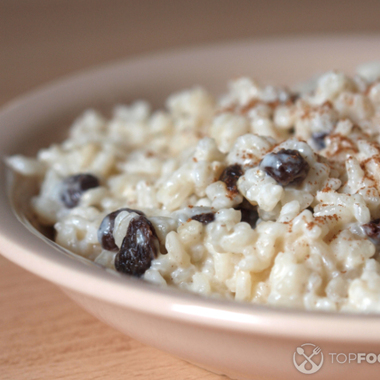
[2, 1, 380, 378]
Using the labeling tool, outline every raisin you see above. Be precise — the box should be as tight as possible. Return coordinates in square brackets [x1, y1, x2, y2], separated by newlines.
[235, 200, 258, 229]
[60, 173, 99, 208]
[260, 149, 310, 186]
[363, 219, 380, 244]
[219, 164, 244, 193]
[191, 213, 215, 225]
[115, 215, 159, 276]
[98, 208, 145, 251]
[289, 93, 300, 103]
[312, 132, 328, 150]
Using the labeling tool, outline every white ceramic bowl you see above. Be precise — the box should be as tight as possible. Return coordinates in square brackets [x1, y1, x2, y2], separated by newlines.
[2, 35, 380, 380]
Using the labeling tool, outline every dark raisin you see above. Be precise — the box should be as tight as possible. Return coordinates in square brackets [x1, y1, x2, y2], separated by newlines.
[260, 149, 310, 186]
[191, 213, 215, 225]
[115, 215, 159, 276]
[289, 93, 300, 103]
[60, 174, 99, 208]
[235, 200, 258, 229]
[312, 132, 328, 150]
[98, 208, 145, 251]
[219, 164, 244, 193]
[363, 219, 380, 245]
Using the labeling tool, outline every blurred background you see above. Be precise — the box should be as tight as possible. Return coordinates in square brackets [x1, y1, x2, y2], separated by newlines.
[2, 0, 380, 105]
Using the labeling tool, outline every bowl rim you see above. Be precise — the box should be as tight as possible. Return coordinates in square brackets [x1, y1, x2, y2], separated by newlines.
[2, 34, 380, 343]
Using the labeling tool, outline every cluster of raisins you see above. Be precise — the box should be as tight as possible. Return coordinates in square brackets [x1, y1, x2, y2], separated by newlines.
[66, 164, 263, 278]
[60, 174, 160, 277]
